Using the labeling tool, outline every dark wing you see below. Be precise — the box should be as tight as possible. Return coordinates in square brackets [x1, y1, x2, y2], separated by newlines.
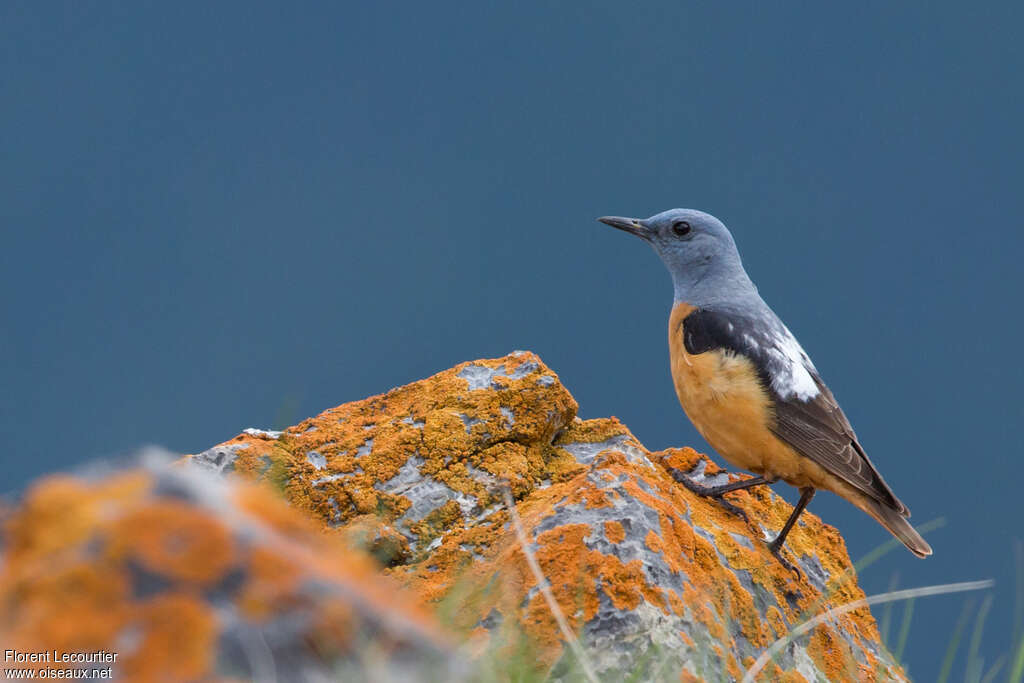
[682, 307, 908, 516]
[770, 373, 909, 516]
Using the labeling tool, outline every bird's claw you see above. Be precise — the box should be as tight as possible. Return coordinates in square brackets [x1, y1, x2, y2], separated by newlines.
[668, 468, 750, 523]
[767, 541, 802, 580]
[710, 496, 750, 523]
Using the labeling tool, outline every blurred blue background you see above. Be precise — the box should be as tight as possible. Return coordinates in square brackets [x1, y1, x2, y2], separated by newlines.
[2, 2, 1021, 678]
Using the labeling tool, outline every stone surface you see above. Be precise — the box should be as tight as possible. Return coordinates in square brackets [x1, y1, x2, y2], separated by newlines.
[0, 454, 461, 682]
[0, 352, 908, 681]
[185, 351, 907, 681]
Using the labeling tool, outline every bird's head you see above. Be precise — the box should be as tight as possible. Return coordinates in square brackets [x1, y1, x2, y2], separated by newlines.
[598, 208, 755, 306]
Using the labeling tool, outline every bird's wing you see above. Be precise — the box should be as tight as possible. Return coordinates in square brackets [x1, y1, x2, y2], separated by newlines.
[682, 307, 908, 516]
[769, 370, 909, 516]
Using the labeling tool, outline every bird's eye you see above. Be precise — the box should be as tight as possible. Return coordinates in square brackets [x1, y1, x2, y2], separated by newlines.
[672, 221, 692, 236]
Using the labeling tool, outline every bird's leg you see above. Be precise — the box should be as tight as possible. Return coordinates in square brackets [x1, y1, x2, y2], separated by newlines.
[766, 487, 815, 579]
[668, 470, 773, 522]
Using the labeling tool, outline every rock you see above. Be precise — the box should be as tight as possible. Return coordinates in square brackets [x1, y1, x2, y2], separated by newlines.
[185, 352, 908, 681]
[0, 453, 463, 682]
[0, 353, 907, 681]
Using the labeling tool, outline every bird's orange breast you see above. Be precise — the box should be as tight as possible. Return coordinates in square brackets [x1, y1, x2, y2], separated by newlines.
[668, 302, 811, 484]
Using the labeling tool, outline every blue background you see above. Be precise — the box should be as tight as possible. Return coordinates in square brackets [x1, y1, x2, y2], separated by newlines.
[2, 2, 1021, 678]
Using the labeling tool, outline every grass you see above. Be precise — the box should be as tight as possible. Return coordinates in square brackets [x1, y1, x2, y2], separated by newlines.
[937, 599, 977, 683]
[500, 486, 599, 683]
[376, 479, 1021, 683]
[742, 579, 994, 682]
[926, 540, 1024, 683]
[428, 504, 1021, 683]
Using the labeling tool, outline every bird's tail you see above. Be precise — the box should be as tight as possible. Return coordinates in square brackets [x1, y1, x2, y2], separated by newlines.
[861, 497, 933, 558]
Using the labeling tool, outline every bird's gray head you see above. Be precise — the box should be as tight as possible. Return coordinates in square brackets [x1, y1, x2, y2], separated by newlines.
[598, 208, 758, 308]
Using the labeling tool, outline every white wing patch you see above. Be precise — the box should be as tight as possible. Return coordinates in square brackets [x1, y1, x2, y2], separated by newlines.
[681, 305, 822, 402]
[766, 325, 820, 401]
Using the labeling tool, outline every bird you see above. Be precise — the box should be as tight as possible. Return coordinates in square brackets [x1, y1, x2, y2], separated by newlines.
[598, 209, 932, 574]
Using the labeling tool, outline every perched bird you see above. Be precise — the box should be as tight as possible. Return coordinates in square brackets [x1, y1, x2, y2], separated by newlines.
[598, 209, 931, 573]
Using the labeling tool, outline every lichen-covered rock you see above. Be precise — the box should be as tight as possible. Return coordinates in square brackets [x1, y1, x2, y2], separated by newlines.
[0, 455, 461, 682]
[188, 352, 908, 681]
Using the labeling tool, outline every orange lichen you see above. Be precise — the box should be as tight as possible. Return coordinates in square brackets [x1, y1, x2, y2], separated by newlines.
[236, 545, 304, 619]
[807, 623, 862, 682]
[604, 520, 625, 544]
[0, 463, 453, 682]
[3, 562, 131, 656]
[407, 500, 464, 549]
[108, 500, 235, 584]
[120, 593, 216, 681]
[188, 353, 578, 550]
[765, 605, 788, 640]
[162, 352, 903, 680]
[342, 515, 411, 566]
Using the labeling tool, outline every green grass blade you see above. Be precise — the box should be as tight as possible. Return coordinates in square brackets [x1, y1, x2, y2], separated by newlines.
[755, 517, 945, 676]
[1012, 540, 1024, 683]
[894, 598, 915, 663]
[977, 654, 1004, 683]
[880, 572, 900, 645]
[965, 594, 993, 683]
[937, 598, 975, 683]
[1009, 633, 1024, 683]
[794, 518, 946, 633]
[1015, 540, 1023, 641]
[743, 579, 992, 683]
[622, 641, 659, 683]
[501, 487, 600, 683]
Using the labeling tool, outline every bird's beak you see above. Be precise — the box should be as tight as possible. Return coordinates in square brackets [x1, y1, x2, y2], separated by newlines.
[598, 216, 651, 241]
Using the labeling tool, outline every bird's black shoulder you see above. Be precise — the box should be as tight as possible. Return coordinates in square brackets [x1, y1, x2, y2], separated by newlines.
[682, 308, 753, 352]
[680, 308, 774, 386]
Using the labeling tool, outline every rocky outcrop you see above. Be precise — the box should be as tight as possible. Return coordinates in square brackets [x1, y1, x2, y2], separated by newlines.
[0, 352, 907, 681]
[0, 456, 462, 682]
[188, 352, 905, 681]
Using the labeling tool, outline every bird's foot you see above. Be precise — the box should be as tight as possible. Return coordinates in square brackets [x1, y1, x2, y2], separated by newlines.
[668, 468, 750, 523]
[767, 539, 802, 580]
